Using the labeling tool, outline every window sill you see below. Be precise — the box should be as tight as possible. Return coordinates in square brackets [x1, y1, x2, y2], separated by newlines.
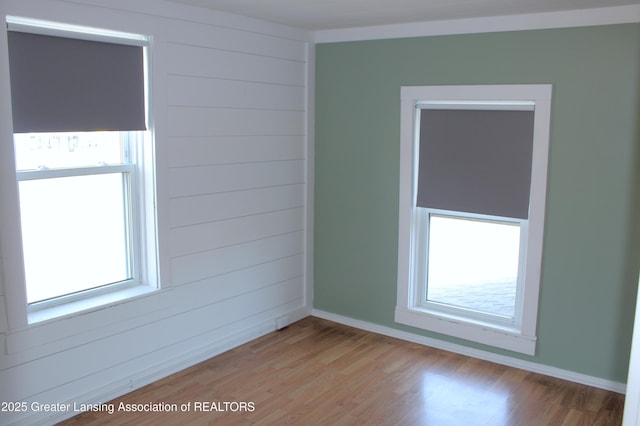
[395, 306, 536, 355]
[28, 285, 157, 324]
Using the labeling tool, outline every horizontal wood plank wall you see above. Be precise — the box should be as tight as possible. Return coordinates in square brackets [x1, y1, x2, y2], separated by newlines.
[0, 242, 6, 335]
[0, 0, 312, 425]
[0, 0, 9, 358]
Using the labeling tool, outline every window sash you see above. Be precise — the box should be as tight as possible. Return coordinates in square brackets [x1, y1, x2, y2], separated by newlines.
[19, 168, 137, 307]
[15, 129, 141, 308]
[17, 163, 135, 181]
[413, 208, 528, 327]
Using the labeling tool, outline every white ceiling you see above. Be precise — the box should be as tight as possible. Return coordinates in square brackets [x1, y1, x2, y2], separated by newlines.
[167, 0, 640, 30]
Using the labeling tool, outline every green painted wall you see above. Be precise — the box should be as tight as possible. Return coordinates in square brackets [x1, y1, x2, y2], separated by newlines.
[314, 24, 640, 383]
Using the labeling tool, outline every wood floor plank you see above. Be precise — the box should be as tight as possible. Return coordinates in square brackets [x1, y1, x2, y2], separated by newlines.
[59, 316, 625, 425]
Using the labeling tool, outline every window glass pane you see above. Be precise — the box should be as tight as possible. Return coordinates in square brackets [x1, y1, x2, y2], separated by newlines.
[14, 132, 125, 171]
[426, 215, 520, 318]
[19, 173, 131, 303]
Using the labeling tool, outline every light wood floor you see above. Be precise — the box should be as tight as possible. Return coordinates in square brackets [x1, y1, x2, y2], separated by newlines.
[59, 316, 625, 425]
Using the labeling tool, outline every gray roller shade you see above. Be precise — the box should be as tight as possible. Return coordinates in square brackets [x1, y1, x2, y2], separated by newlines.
[7, 31, 146, 133]
[416, 108, 535, 219]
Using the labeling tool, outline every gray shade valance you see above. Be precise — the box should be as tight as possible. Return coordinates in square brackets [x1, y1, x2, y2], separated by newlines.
[7, 30, 146, 133]
[416, 108, 535, 219]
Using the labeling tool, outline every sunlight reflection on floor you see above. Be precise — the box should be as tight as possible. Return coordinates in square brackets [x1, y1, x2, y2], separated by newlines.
[418, 371, 510, 425]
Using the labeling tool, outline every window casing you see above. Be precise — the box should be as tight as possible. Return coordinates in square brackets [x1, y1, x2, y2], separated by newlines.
[5, 17, 158, 322]
[396, 85, 552, 355]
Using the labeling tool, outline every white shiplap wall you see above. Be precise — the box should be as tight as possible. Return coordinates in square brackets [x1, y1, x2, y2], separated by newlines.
[0, 1, 312, 424]
[0, 0, 12, 352]
[0, 242, 6, 337]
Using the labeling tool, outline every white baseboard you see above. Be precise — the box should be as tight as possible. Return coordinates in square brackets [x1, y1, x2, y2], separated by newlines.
[311, 309, 626, 394]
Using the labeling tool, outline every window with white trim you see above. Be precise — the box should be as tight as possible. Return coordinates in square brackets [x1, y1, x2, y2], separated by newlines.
[395, 85, 552, 355]
[6, 17, 158, 319]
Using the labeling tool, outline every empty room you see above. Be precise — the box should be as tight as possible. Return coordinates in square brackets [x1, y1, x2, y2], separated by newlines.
[0, 0, 640, 424]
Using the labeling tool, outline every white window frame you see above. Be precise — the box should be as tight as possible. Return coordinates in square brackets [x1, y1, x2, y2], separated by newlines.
[395, 85, 552, 355]
[3, 17, 159, 324]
